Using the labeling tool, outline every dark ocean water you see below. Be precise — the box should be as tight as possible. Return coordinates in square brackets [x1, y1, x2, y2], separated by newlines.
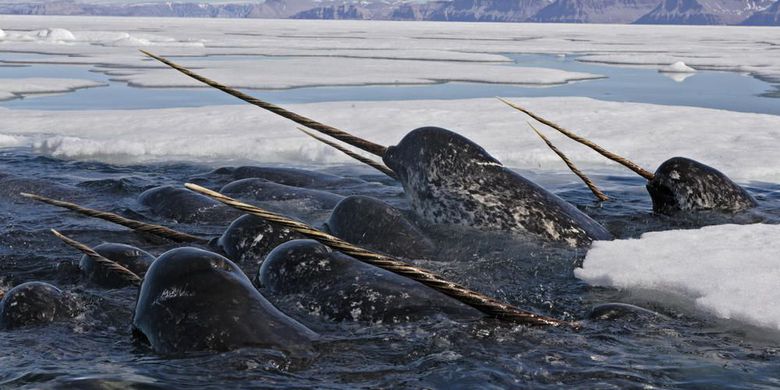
[2, 48, 780, 388]
[0, 148, 779, 389]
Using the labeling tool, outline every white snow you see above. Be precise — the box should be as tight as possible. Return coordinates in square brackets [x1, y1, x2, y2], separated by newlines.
[0, 29, 6, 40]
[575, 224, 780, 331]
[1, 97, 779, 182]
[108, 35, 153, 47]
[659, 61, 697, 73]
[0, 134, 28, 148]
[0, 78, 107, 101]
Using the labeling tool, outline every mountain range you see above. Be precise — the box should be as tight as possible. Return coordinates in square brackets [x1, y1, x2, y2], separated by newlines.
[1, 0, 778, 25]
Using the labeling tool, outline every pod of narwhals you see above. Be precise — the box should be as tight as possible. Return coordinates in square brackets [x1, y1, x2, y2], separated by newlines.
[5, 51, 762, 361]
[5, 51, 766, 357]
[0, 162, 472, 355]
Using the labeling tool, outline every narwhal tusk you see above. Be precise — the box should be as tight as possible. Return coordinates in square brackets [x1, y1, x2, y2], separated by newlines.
[185, 182, 576, 328]
[51, 229, 142, 286]
[528, 122, 609, 202]
[139, 50, 387, 157]
[295, 127, 397, 180]
[498, 97, 656, 181]
[21, 192, 208, 244]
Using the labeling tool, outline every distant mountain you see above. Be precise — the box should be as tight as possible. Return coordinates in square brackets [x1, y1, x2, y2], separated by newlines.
[291, 2, 391, 20]
[292, 4, 368, 19]
[1, 0, 779, 25]
[0, 0, 319, 18]
[741, 0, 780, 24]
[529, 0, 659, 23]
[635, 0, 773, 25]
[390, 0, 550, 22]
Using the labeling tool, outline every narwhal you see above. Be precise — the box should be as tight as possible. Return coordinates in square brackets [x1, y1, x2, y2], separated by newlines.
[140, 51, 612, 247]
[499, 99, 758, 215]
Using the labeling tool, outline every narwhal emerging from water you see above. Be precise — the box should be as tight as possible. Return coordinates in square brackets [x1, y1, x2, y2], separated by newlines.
[140, 51, 612, 247]
[498, 99, 758, 215]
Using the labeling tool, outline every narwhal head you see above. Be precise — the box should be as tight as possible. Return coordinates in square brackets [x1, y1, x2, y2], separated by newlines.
[383, 127, 508, 219]
[646, 157, 757, 215]
[499, 99, 759, 216]
[384, 126, 501, 184]
[132, 247, 317, 355]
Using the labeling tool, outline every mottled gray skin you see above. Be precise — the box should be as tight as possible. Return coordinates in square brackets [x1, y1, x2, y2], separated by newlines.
[214, 214, 305, 264]
[221, 178, 344, 210]
[198, 166, 365, 189]
[0, 282, 76, 330]
[323, 195, 436, 259]
[132, 247, 318, 355]
[80, 243, 155, 288]
[258, 240, 482, 323]
[382, 127, 612, 247]
[647, 157, 758, 215]
[138, 185, 240, 223]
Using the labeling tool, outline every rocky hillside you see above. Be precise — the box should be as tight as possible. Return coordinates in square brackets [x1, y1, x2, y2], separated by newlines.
[529, 0, 659, 23]
[292, 3, 375, 19]
[390, 0, 549, 22]
[635, 0, 773, 25]
[2, 0, 779, 25]
[741, 0, 780, 24]
[0, 0, 319, 19]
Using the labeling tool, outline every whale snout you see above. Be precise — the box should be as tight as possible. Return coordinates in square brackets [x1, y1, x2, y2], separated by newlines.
[382, 145, 398, 169]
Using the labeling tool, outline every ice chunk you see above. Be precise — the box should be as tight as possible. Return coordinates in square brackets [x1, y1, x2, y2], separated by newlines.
[659, 61, 697, 73]
[576, 224, 780, 331]
[35, 28, 76, 42]
[0, 78, 106, 101]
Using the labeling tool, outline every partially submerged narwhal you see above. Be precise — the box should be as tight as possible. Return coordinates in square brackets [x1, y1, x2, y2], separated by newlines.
[499, 99, 758, 215]
[140, 51, 612, 247]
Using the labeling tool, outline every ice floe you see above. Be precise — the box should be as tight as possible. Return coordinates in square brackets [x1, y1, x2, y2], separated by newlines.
[34, 28, 76, 43]
[0, 78, 107, 101]
[118, 57, 600, 89]
[576, 224, 780, 331]
[659, 61, 697, 73]
[1, 97, 779, 182]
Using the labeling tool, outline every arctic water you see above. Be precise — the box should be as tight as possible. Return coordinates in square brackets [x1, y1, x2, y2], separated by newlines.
[1, 52, 778, 115]
[1, 49, 780, 388]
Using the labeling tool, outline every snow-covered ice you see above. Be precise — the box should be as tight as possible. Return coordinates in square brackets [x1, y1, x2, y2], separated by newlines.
[0, 78, 107, 101]
[1, 97, 779, 182]
[659, 61, 697, 73]
[0, 17, 776, 178]
[576, 224, 780, 331]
